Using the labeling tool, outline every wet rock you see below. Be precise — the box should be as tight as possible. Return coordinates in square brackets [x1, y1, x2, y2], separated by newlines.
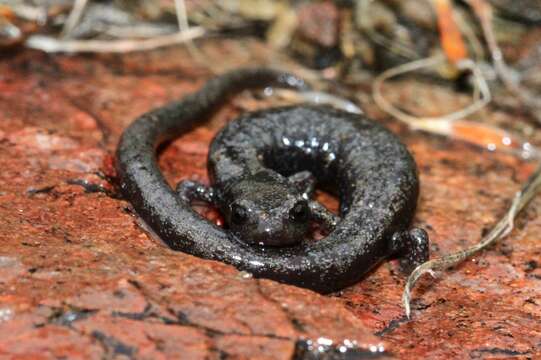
[0, 48, 384, 358]
[0, 40, 539, 359]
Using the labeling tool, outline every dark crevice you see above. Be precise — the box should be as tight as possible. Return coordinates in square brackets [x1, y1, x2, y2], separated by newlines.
[25, 176, 121, 200]
[27, 185, 57, 196]
[255, 279, 307, 332]
[40, 305, 99, 328]
[61, 92, 113, 149]
[34, 303, 148, 359]
[111, 303, 153, 321]
[165, 307, 292, 341]
[143, 333, 167, 354]
[374, 315, 409, 337]
[254, 281, 389, 359]
[209, 346, 231, 360]
[375, 297, 440, 337]
[32, 282, 390, 359]
[123, 279, 289, 340]
[66, 178, 122, 199]
[470, 347, 530, 357]
[119, 279, 388, 359]
[92, 330, 138, 359]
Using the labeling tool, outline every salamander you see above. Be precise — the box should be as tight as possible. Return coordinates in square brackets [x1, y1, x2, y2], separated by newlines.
[116, 68, 429, 293]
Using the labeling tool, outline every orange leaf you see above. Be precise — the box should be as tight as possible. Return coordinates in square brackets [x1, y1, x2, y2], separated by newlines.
[433, 0, 468, 63]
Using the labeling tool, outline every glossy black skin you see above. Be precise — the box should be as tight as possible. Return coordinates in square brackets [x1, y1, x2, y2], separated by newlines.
[116, 68, 429, 293]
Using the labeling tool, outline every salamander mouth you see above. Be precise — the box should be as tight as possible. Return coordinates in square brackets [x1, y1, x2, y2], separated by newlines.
[232, 226, 306, 248]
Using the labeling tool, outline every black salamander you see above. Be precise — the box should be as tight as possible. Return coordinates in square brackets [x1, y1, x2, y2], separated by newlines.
[116, 68, 429, 293]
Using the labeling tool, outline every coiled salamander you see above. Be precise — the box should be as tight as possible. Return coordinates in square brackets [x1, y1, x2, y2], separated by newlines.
[116, 68, 429, 293]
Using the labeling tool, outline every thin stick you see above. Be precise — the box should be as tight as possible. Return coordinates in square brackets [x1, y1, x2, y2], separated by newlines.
[269, 89, 363, 114]
[174, 0, 190, 31]
[403, 164, 541, 318]
[25, 27, 205, 53]
[61, 0, 89, 38]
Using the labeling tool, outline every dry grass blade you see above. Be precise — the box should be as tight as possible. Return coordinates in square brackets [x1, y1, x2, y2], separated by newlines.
[26, 27, 205, 53]
[61, 0, 89, 38]
[403, 163, 541, 318]
[174, 0, 190, 31]
[269, 89, 363, 114]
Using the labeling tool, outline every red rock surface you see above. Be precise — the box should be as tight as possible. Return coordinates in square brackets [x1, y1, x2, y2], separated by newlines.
[0, 42, 540, 359]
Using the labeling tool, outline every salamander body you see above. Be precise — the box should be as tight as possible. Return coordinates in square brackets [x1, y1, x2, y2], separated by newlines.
[116, 68, 428, 293]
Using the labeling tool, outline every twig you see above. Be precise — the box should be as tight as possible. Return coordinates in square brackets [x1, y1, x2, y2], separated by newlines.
[25, 27, 205, 53]
[403, 163, 541, 318]
[103, 24, 178, 39]
[61, 0, 89, 38]
[174, 0, 190, 32]
[267, 88, 363, 114]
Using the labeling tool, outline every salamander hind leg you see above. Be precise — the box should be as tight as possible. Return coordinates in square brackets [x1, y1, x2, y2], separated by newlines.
[390, 228, 429, 273]
[309, 201, 339, 233]
[176, 180, 217, 205]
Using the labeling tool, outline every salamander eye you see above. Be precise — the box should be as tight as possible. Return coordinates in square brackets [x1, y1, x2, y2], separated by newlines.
[289, 201, 310, 222]
[231, 204, 248, 225]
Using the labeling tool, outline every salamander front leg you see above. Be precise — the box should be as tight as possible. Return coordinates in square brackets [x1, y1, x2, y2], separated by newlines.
[309, 201, 339, 233]
[289, 171, 316, 199]
[176, 180, 217, 205]
[390, 228, 429, 272]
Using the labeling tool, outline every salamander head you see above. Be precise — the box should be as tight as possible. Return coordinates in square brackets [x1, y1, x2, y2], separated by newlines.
[224, 171, 311, 247]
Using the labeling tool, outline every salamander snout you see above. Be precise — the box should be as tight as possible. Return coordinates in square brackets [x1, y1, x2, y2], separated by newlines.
[225, 178, 311, 247]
